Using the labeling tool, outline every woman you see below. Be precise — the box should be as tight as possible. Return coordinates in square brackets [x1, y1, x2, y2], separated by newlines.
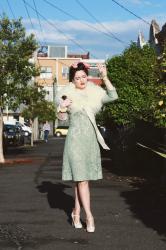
[43, 121, 50, 142]
[56, 62, 118, 232]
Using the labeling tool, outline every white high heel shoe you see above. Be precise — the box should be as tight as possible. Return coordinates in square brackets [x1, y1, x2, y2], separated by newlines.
[86, 217, 95, 233]
[71, 212, 83, 229]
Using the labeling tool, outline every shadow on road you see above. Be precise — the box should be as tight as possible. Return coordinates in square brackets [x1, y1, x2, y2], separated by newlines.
[102, 145, 166, 240]
[103, 145, 165, 179]
[37, 181, 74, 222]
[121, 180, 166, 240]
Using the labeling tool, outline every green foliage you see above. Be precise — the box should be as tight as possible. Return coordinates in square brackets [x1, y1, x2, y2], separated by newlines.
[152, 88, 166, 127]
[21, 86, 56, 122]
[0, 15, 56, 125]
[159, 44, 166, 79]
[99, 43, 165, 127]
[0, 15, 39, 110]
[22, 100, 56, 123]
[35, 101, 56, 122]
[151, 45, 166, 127]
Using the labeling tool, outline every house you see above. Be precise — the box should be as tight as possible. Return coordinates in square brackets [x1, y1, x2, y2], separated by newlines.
[137, 31, 147, 48]
[137, 20, 166, 56]
[149, 19, 161, 55]
[155, 22, 166, 54]
[35, 45, 106, 128]
[35, 45, 105, 103]
[68, 52, 90, 59]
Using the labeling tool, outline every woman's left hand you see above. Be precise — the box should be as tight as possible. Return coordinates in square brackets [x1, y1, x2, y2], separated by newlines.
[97, 63, 107, 79]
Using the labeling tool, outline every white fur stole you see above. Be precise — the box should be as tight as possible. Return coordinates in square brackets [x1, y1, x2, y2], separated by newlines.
[56, 81, 106, 115]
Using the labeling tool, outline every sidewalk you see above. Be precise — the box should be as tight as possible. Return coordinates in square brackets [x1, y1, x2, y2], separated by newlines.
[0, 138, 166, 250]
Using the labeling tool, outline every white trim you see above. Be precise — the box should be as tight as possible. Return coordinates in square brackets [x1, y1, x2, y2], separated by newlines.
[65, 46, 68, 58]
[37, 57, 82, 60]
[56, 59, 59, 83]
[82, 59, 105, 63]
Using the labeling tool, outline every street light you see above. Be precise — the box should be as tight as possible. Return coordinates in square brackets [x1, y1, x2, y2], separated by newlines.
[53, 76, 57, 104]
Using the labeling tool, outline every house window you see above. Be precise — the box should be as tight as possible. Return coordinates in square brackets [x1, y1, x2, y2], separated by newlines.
[40, 67, 52, 79]
[62, 66, 69, 79]
[88, 68, 100, 78]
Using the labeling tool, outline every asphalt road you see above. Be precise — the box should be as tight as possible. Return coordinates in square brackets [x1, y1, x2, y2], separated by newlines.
[0, 137, 166, 250]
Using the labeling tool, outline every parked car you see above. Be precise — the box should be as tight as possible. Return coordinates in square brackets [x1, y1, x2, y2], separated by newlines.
[16, 122, 32, 144]
[55, 126, 68, 137]
[15, 124, 25, 146]
[16, 122, 32, 136]
[3, 124, 24, 147]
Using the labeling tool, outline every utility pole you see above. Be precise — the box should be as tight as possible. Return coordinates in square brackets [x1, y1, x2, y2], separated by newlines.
[52, 76, 57, 136]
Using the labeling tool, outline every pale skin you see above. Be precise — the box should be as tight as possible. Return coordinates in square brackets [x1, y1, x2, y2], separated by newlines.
[71, 64, 115, 226]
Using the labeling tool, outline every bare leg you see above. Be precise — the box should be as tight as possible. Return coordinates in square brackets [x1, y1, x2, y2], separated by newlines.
[72, 184, 81, 224]
[71, 184, 82, 228]
[77, 181, 93, 219]
[73, 181, 95, 232]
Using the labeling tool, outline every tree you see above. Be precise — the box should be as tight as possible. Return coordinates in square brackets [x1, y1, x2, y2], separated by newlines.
[0, 15, 39, 162]
[98, 43, 161, 127]
[21, 85, 56, 145]
[152, 44, 166, 128]
[36, 101, 56, 123]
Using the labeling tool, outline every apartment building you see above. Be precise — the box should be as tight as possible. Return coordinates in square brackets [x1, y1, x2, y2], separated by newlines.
[35, 45, 105, 103]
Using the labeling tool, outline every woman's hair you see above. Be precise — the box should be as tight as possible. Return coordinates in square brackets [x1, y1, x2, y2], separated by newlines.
[69, 62, 89, 82]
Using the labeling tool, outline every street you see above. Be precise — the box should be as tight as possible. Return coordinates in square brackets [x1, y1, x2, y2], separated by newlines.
[0, 137, 166, 250]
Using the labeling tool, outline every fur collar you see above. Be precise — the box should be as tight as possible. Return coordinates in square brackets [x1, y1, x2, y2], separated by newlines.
[56, 81, 106, 114]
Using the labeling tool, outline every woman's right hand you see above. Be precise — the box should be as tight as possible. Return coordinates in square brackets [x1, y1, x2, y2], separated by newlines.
[60, 98, 72, 108]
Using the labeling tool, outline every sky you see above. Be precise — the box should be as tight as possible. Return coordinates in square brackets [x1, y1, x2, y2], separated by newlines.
[0, 0, 166, 59]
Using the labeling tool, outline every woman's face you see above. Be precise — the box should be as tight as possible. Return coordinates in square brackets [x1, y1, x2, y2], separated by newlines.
[73, 70, 88, 89]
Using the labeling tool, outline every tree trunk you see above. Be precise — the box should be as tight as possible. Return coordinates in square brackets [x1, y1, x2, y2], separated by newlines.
[0, 110, 5, 163]
[30, 119, 34, 147]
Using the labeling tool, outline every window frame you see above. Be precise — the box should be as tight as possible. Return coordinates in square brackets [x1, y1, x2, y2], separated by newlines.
[62, 66, 69, 79]
[40, 66, 52, 79]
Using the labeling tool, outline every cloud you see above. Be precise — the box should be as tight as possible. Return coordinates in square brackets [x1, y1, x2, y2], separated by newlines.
[26, 28, 75, 43]
[124, 0, 162, 7]
[127, 0, 152, 5]
[24, 18, 146, 37]
[23, 15, 165, 58]
[126, 0, 143, 4]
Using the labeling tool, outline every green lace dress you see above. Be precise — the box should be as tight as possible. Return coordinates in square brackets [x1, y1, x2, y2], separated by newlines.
[61, 87, 118, 182]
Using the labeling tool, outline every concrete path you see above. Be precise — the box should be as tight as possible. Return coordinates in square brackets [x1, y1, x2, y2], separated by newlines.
[0, 138, 166, 250]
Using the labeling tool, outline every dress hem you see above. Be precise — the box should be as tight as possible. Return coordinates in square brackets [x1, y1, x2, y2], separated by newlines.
[62, 177, 103, 182]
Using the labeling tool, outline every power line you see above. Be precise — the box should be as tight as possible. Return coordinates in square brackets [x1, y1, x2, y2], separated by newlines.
[111, 0, 150, 26]
[22, 0, 35, 31]
[22, 0, 49, 87]
[23, 0, 47, 50]
[6, 0, 16, 19]
[42, 0, 80, 20]
[29, 1, 82, 67]
[75, 0, 126, 45]
[42, 0, 126, 45]
[23, 0, 97, 58]
[22, 0, 80, 84]
[32, 0, 47, 46]
[0, 2, 5, 16]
